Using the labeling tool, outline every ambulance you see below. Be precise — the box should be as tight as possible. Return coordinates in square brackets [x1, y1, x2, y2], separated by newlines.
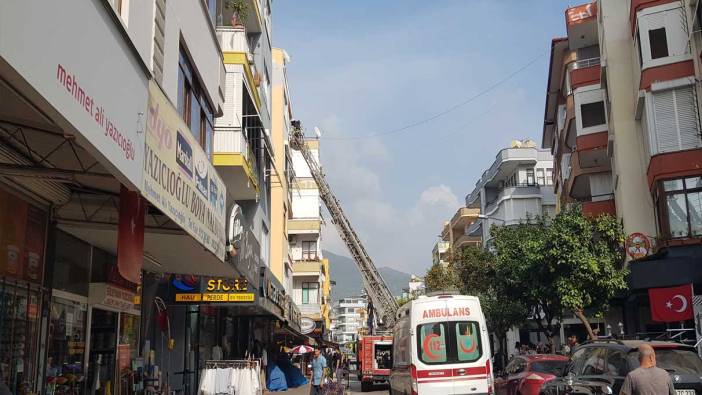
[389, 294, 493, 395]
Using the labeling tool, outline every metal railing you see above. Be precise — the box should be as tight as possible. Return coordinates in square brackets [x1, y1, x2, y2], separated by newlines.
[568, 56, 601, 71]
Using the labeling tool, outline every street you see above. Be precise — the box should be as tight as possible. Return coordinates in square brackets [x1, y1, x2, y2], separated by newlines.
[282, 379, 389, 395]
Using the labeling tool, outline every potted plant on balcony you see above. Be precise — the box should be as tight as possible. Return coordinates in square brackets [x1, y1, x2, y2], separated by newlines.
[225, 0, 248, 27]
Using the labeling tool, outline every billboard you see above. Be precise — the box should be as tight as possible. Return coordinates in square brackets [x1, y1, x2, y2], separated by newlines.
[143, 81, 226, 260]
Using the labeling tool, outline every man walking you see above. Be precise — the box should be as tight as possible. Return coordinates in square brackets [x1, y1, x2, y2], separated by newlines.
[310, 348, 327, 395]
[619, 343, 674, 395]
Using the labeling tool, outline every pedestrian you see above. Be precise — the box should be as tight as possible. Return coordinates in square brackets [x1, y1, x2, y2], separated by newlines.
[619, 343, 675, 395]
[310, 348, 327, 395]
[565, 334, 579, 355]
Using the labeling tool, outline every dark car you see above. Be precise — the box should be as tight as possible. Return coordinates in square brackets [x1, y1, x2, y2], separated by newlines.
[540, 340, 702, 395]
[495, 354, 569, 395]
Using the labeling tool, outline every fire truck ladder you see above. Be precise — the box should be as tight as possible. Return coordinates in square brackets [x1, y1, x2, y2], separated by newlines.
[290, 125, 398, 329]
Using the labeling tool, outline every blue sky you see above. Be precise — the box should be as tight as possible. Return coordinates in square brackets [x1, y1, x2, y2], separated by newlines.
[274, 0, 574, 274]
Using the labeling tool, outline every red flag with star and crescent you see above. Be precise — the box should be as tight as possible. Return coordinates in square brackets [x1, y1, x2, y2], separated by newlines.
[648, 284, 694, 323]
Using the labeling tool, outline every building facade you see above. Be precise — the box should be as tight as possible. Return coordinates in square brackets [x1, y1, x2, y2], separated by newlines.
[440, 207, 481, 258]
[330, 296, 367, 345]
[431, 241, 450, 267]
[465, 140, 557, 247]
[543, 0, 702, 338]
[289, 136, 332, 340]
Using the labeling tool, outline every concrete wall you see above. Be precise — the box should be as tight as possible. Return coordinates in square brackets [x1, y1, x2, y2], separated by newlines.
[600, 0, 658, 241]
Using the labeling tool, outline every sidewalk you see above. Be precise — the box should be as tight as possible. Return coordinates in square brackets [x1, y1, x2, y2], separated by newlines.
[274, 383, 310, 394]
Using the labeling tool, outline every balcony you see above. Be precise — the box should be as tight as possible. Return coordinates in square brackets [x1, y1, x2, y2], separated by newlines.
[566, 2, 598, 50]
[454, 234, 482, 249]
[288, 218, 321, 234]
[568, 57, 601, 90]
[442, 207, 480, 240]
[292, 261, 322, 275]
[582, 197, 616, 217]
[213, 128, 258, 200]
[216, 26, 262, 112]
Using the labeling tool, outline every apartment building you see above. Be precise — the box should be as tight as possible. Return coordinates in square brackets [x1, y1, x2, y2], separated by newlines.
[330, 296, 368, 345]
[432, 241, 450, 267]
[543, 0, 702, 336]
[440, 207, 481, 258]
[465, 140, 557, 247]
[289, 135, 332, 339]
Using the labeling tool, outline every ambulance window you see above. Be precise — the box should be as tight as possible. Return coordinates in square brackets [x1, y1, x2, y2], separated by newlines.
[455, 321, 482, 362]
[417, 323, 448, 364]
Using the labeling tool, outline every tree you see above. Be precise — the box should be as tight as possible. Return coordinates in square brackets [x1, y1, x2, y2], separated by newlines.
[424, 262, 460, 292]
[491, 216, 563, 346]
[542, 204, 627, 340]
[452, 246, 528, 367]
[489, 205, 627, 342]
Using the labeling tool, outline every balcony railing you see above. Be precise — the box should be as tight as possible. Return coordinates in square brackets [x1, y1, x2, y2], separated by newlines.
[568, 57, 601, 71]
[213, 127, 258, 172]
[484, 185, 542, 214]
[216, 26, 254, 54]
[299, 304, 322, 315]
[466, 148, 541, 205]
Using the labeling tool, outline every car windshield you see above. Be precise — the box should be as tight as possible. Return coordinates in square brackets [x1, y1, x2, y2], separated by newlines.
[627, 348, 702, 375]
[530, 360, 567, 376]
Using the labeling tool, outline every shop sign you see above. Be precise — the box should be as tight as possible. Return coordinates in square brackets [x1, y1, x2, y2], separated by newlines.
[625, 233, 652, 260]
[143, 81, 226, 260]
[89, 283, 136, 312]
[0, 1, 148, 189]
[171, 275, 255, 304]
[300, 318, 316, 335]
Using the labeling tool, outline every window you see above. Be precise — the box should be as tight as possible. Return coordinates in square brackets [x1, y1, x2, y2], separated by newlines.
[526, 168, 535, 186]
[581, 101, 607, 128]
[581, 347, 607, 375]
[302, 282, 319, 304]
[606, 349, 628, 377]
[650, 86, 701, 154]
[546, 168, 554, 185]
[416, 321, 483, 365]
[648, 27, 669, 59]
[302, 241, 317, 260]
[417, 322, 448, 364]
[656, 177, 702, 238]
[178, 45, 215, 157]
[536, 169, 546, 186]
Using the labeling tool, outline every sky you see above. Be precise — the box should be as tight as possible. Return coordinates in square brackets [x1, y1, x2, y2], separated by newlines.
[274, 0, 574, 275]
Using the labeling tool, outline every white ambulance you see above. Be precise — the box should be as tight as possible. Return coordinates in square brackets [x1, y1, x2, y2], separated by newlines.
[389, 293, 493, 395]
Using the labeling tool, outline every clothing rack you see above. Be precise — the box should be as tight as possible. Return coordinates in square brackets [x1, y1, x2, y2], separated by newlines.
[204, 359, 261, 369]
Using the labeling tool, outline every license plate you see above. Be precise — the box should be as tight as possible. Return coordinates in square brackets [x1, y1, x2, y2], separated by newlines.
[676, 390, 695, 395]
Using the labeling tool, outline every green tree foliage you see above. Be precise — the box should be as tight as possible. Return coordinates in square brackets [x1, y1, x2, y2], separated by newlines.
[424, 262, 460, 292]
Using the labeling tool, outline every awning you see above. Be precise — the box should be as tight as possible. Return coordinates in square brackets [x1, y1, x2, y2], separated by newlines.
[627, 245, 702, 290]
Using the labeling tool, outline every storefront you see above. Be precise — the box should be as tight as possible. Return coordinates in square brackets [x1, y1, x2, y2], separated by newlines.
[43, 229, 142, 395]
[0, 187, 48, 394]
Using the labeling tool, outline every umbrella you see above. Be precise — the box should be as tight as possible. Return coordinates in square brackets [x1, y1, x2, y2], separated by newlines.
[291, 345, 315, 354]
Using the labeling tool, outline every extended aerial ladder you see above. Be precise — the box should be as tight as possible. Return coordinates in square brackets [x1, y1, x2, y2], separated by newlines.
[289, 122, 399, 329]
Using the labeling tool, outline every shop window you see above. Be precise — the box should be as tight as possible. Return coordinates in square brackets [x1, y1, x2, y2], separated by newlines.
[53, 231, 91, 296]
[45, 296, 88, 394]
[655, 176, 702, 238]
[648, 28, 669, 60]
[302, 282, 319, 304]
[581, 101, 606, 128]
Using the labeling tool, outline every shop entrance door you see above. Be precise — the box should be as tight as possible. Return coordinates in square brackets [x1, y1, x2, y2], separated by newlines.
[87, 308, 118, 395]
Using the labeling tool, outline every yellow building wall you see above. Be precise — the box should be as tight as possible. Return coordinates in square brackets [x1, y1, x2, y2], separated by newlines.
[270, 48, 290, 283]
[321, 258, 331, 330]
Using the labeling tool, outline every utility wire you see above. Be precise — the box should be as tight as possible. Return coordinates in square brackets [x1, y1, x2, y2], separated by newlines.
[322, 50, 548, 141]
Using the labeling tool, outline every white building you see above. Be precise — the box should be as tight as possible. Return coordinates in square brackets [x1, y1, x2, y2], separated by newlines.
[465, 140, 557, 247]
[432, 241, 450, 267]
[331, 296, 367, 344]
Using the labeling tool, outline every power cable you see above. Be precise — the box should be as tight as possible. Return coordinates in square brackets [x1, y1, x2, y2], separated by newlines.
[322, 50, 548, 141]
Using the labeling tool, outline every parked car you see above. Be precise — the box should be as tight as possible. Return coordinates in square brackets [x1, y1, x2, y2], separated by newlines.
[540, 340, 702, 395]
[494, 354, 568, 395]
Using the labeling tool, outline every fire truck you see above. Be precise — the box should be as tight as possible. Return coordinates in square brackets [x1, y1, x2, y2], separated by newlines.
[356, 334, 393, 392]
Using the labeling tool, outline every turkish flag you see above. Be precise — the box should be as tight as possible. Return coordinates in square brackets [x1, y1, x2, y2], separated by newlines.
[649, 284, 694, 322]
[117, 185, 145, 284]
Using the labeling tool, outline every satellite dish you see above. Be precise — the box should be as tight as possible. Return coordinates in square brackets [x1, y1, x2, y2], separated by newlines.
[314, 127, 322, 138]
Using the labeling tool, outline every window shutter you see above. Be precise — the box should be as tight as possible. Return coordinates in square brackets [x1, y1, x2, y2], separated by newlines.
[674, 86, 702, 150]
[654, 89, 678, 153]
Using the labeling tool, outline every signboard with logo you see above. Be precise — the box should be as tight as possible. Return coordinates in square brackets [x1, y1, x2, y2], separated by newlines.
[169, 274, 255, 304]
[89, 283, 139, 313]
[0, 1, 148, 189]
[625, 233, 652, 260]
[143, 81, 226, 260]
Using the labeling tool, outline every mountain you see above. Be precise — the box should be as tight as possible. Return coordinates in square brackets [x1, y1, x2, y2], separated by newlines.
[324, 250, 412, 302]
